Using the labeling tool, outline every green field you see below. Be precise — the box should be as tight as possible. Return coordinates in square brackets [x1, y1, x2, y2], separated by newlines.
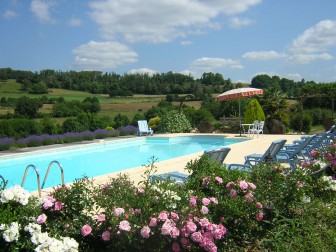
[0, 79, 201, 119]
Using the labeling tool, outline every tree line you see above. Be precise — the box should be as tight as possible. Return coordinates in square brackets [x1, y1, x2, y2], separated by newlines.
[0, 67, 335, 109]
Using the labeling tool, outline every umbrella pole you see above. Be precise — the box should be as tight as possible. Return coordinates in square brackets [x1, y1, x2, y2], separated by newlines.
[239, 99, 242, 136]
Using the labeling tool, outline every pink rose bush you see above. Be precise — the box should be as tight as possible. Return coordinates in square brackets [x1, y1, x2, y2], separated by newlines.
[2, 147, 335, 251]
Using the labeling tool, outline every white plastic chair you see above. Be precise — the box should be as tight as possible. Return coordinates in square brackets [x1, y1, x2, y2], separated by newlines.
[137, 120, 153, 136]
[249, 120, 264, 137]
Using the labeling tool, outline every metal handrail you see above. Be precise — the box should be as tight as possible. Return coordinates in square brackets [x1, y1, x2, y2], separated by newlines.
[41, 161, 65, 189]
[21, 164, 41, 197]
[0, 175, 6, 189]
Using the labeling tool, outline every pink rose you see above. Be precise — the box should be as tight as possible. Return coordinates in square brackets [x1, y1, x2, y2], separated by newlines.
[229, 189, 237, 198]
[239, 180, 248, 190]
[256, 202, 263, 209]
[248, 182, 256, 190]
[202, 198, 211, 206]
[213, 224, 227, 239]
[119, 220, 131, 232]
[54, 201, 64, 211]
[191, 231, 203, 242]
[161, 219, 175, 236]
[81, 224, 92, 236]
[149, 217, 157, 227]
[256, 212, 264, 221]
[297, 181, 303, 188]
[180, 237, 190, 247]
[36, 213, 47, 224]
[170, 227, 180, 239]
[158, 211, 169, 221]
[210, 197, 218, 204]
[200, 206, 209, 215]
[201, 177, 210, 186]
[244, 193, 254, 203]
[215, 176, 223, 184]
[141, 226, 151, 238]
[226, 182, 234, 188]
[189, 196, 198, 207]
[102, 231, 111, 241]
[113, 207, 125, 216]
[97, 213, 106, 222]
[136, 188, 145, 194]
[42, 200, 53, 210]
[185, 221, 197, 233]
[199, 218, 210, 227]
[172, 242, 181, 252]
[171, 212, 179, 220]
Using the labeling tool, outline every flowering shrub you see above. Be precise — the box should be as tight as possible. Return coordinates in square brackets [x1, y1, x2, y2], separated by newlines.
[160, 110, 192, 133]
[0, 142, 335, 251]
[0, 186, 78, 251]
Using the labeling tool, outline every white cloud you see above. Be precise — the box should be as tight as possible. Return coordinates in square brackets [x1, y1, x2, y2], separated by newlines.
[128, 68, 158, 75]
[229, 17, 253, 28]
[181, 40, 193, 46]
[284, 73, 302, 81]
[30, 0, 56, 24]
[68, 17, 82, 27]
[89, 0, 261, 43]
[287, 53, 333, 64]
[72, 41, 138, 70]
[3, 10, 17, 20]
[188, 57, 243, 77]
[288, 19, 336, 64]
[242, 50, 286, 60]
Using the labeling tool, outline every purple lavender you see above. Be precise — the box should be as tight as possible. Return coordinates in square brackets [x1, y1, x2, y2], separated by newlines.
[0, 137, 15, 150]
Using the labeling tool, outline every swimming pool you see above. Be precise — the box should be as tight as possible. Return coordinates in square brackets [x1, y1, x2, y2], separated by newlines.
[0, 135, 247, 192]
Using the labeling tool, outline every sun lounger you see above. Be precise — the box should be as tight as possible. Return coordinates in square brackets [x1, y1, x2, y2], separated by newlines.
[150, 147, 231, 183]
[227, 139, 287, 171]
[276, 134, 316, 170]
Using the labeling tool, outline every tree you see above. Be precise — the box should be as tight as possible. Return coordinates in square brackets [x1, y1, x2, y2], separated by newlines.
[243, 99, 265, 123]
[257, 87, 288, 123]
[29, 82, 48, 94]
[113, 113, 130, 129]
[251, 74, 273, 89]
[14, 96, 43, 118]
[82, 97, 101, 114]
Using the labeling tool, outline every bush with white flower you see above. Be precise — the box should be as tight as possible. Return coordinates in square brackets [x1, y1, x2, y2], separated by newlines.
[0, 185, 78, 251]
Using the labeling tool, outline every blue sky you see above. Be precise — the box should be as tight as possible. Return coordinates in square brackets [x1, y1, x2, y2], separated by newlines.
[1, 0, 336, 83]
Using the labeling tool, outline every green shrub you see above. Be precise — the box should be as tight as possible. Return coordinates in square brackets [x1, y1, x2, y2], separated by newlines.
[289, 112, 312, 133]
[62, 118, 86, 133]
[113, 113, 130, 129]
[148, 116, 160, 131]
[244, 98, 265, 123]
[159, 110, 192, 133]
[307, 108, 329, 125]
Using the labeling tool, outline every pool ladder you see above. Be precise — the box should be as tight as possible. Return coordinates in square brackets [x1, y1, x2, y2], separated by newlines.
[21, 161, 65, 197]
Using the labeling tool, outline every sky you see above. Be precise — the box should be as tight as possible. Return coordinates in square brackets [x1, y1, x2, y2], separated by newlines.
[1, 0, 336, 84]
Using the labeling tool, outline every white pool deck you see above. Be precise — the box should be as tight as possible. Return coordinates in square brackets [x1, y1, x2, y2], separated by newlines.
[1, 133, 306, 196]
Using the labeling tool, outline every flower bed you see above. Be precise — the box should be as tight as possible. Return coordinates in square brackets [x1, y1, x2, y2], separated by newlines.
[0, 140, 335, 251]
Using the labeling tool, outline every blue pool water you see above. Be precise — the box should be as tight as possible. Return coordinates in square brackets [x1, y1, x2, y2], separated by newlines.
[0, 135, 247, 191]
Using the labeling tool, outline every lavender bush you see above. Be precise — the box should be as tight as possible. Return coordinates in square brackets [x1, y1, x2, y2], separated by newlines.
[119, 125, 138, 136]
[0, 138, 15, 151]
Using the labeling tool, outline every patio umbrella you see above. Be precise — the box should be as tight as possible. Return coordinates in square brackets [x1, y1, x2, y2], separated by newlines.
[215, 87, 264, 136]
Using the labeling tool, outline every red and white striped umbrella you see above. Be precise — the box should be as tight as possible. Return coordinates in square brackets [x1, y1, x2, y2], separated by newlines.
[215, 87, 263, 102]
[215, 87, 263, 136]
